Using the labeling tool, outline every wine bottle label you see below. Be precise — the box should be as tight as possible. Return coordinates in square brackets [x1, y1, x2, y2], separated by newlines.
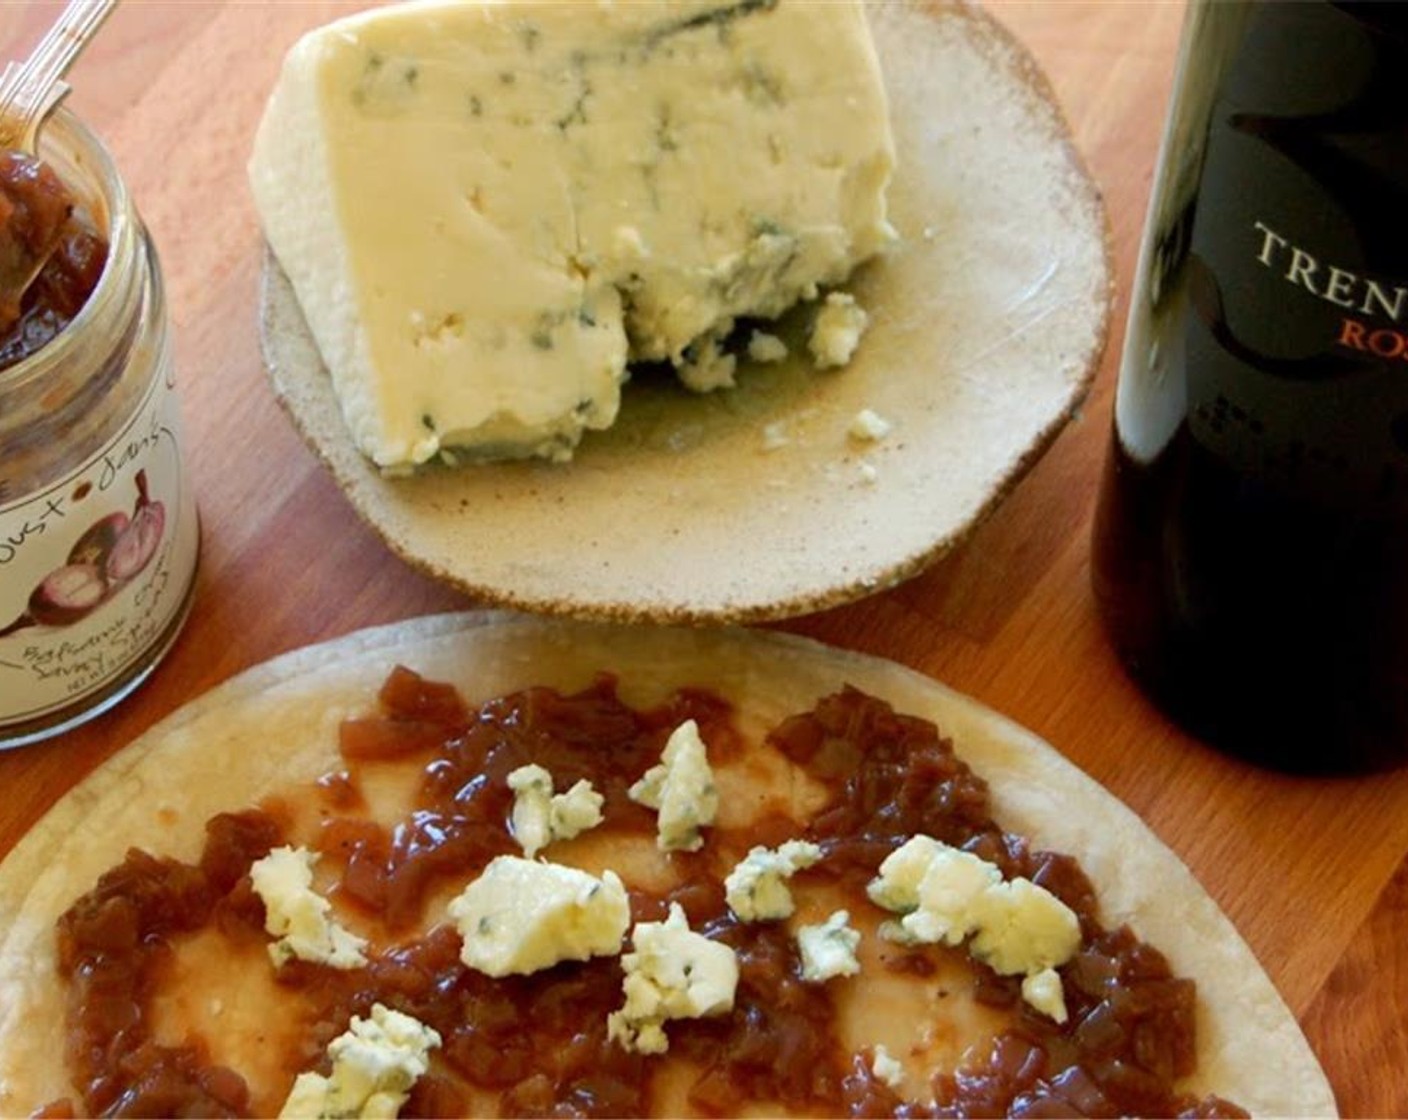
[1180, 3, 1408, 511]
[0, 354, 199, 730]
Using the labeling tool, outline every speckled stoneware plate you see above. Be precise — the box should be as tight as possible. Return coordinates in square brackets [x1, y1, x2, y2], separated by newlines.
[260, 0, 1112, 624]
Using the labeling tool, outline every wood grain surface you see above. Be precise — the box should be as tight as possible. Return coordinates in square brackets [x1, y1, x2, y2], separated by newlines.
[0, 2, 1402, 1115]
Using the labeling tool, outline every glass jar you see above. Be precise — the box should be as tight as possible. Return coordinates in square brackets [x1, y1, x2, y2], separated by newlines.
[0, 109, 199, 748]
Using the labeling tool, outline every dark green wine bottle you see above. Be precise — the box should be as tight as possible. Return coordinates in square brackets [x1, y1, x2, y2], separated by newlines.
[1092, 1, 1408, 772]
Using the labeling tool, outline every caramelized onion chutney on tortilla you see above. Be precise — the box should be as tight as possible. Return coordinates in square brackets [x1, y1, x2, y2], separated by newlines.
[0, 615, 1337, 1117]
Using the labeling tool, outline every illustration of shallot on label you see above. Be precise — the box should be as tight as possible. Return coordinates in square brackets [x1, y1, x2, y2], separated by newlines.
[0, 370, 199, 743]
[5, 470, 164, 636]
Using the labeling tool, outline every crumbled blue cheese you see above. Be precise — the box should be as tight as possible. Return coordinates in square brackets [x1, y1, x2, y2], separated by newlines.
[796, 909, 861, 982]
[724, 840, 822, 921]
[446, 855, 629, 977]
[809, 292, 871, 369]
[607, 902, 739, 1055]
[969, 878, 1082, 985]
[868, 836, 1080, 1021]
[762, 421, 790, 452]
[676, 329, 739, 393]
[870, 1044, 905, 1091]
[747, 330, 789, 364]
[867, 837, 999, 947]
[1020, 966, 1068, 1023]
[848, 408, 892, 442]
[249, 0, 897, 469]
[628, 719, 718, 852]
[249, 846, 368, 970]
[278, 1003, 440, 1119]
[507, 763, 604, 858]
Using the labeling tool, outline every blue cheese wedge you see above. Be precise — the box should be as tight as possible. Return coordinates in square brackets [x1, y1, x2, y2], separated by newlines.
[249, 0, 896, 469]
[248, 846, 368, 970]
[279, 1003, 440, 1120]
[446, 855, 630, 977]
[868, 836, 1080, 1022]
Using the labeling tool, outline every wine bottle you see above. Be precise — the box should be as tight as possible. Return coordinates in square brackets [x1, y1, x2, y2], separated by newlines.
[1092, 1, 1408, 772]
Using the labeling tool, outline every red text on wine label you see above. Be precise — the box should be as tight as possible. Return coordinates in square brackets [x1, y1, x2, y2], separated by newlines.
[1337, 318, 1408, 361]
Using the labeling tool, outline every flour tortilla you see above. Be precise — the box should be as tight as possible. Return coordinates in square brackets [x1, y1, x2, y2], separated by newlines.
[0, 613, 1335, 1115]
[260, 0, 1111, 624]
[0, 617, 1334, 1115]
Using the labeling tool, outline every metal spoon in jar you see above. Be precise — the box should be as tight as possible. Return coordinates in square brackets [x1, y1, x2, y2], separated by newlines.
[0, 0, 119, 331]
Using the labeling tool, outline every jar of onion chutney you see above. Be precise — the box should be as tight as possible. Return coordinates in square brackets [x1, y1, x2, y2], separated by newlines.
[0, 109, 198, 747]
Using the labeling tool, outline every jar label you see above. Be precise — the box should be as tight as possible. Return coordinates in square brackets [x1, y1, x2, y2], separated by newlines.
[0, 358, 199, 728]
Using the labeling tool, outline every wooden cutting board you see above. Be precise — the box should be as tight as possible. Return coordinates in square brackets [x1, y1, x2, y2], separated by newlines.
[0, 2, 1402, 1113]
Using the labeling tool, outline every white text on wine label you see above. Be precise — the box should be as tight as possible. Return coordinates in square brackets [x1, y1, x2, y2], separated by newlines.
[1253, 220, 1406, 322]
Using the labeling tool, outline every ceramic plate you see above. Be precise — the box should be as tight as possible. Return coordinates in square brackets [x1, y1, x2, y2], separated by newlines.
[260, 0, 1111, 623]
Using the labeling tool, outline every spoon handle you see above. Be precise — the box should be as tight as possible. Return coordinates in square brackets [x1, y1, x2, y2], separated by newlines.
[0, 0, 120, 152]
